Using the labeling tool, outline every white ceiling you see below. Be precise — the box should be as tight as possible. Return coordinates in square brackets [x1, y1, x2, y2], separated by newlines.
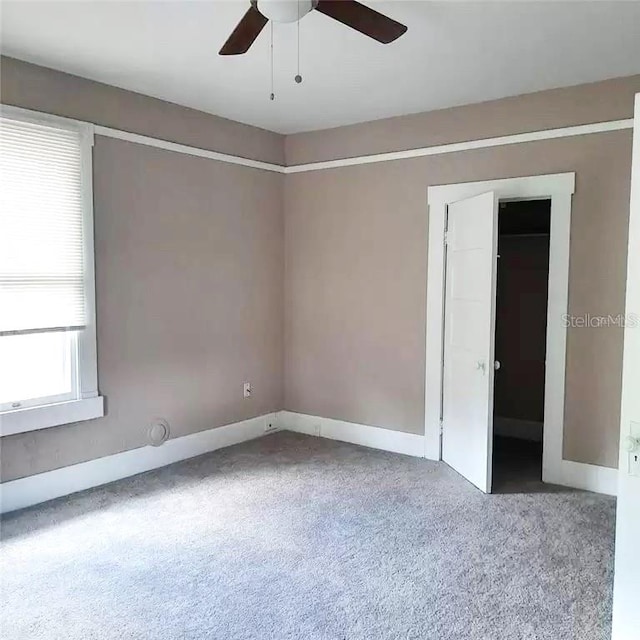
[2, 1, 640, 134]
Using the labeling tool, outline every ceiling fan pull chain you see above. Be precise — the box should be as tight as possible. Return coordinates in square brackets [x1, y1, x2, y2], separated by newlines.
[270, 21, 275, 101]
[295, 0, 303, 84]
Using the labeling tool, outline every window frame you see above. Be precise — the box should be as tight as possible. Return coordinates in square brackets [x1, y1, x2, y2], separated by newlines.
[0, 105, 104, 436]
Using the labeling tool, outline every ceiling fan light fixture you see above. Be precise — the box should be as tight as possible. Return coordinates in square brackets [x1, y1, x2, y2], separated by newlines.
[256, 0, 315, 24]
[219, 1, 407, 56]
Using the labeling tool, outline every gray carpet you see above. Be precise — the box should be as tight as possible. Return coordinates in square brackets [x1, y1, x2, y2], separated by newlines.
[0, 432, 615, 640]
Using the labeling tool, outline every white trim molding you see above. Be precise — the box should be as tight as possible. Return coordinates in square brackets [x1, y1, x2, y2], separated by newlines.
[277, 411, 425, 458]
[0, 103, 285, 174]
[0, 408, 616, 514]
[0, 104, 633, 175]
[93, 125, 284, 173]
[277, 411, 615, 494]
[425, 173, 583, 485]
[611, 92, 640, 640]
[0, 397, 104, 437]
[284, 119, 634, 173]
[0, 413, 279, 513]
[557, 460, 618, 497]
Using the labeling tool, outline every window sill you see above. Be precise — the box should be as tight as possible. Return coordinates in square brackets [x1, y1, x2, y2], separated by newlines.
[0, 396, 104, 437]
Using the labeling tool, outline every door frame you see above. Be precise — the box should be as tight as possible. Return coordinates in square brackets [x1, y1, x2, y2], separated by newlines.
[611, 92, 640, 639]
[424, 172, 575, 488]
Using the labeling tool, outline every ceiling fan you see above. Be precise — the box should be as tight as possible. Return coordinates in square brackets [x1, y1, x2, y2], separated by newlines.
[219, 0, 407, 55]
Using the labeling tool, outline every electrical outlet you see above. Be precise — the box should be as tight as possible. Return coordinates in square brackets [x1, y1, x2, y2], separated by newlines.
[243, 382, 251, 399]
[264, 420, 278, 433]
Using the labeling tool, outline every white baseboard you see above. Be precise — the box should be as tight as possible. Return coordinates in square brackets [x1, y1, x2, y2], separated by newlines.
[2, 409, 616, 513]
[494, 417, 543, 442]
[277, 411, 425, 458]
[280, 411, 617, 496]
[0, 413, 279, 514]
[544, 459, 618, 496]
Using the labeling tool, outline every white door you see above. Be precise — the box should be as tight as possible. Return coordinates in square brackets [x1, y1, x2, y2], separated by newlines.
[611, 93, 640, 640]
[442, 191, 499, 493]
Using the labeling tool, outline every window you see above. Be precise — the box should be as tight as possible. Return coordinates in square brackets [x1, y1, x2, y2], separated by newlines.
[0, 332, 78, 411]
[0, 107, 103, 436]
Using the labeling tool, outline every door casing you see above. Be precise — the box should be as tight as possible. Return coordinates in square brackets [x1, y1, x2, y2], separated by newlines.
[611, 92, 640, 640]
[425, 173, 575, 488]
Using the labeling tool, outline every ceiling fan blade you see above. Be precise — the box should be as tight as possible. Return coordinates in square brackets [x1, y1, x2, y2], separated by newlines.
[219, 5, 268, 55]
[315, 0, 407, 44]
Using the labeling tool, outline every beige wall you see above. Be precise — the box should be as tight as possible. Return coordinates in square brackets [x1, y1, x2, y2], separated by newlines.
[286, 75, 640, 165]
[0, 56, 284, 165]
[1, 58, 638, 479]
[0, 64, 284, 482]
[284, 131, 633, 468]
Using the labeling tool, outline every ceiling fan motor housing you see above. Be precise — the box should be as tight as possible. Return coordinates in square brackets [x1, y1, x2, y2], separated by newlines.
[255, 0, 316, 23]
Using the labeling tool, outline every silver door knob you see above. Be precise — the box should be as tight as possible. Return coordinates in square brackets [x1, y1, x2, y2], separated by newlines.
[623, 436, 640, 453]
[494, 360, 501, 371]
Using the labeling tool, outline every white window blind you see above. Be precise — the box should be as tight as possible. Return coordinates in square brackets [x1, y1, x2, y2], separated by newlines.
[0, 115, 87, 335]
